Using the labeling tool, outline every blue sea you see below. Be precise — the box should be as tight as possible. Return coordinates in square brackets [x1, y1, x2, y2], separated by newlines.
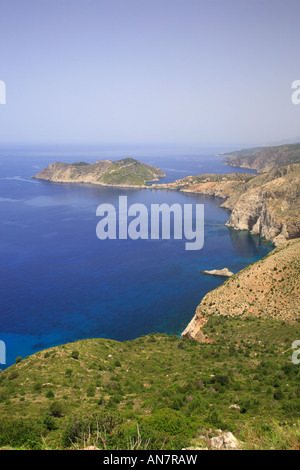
[0, 145, 273, 367]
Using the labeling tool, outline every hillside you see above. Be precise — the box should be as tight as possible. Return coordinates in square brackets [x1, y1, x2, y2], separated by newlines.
[156, 163, 300, 246]
[32, 158, 166, 187]
[155, 172, 255, 200]
[182, 238, 300, 342]
[222, 143, 300, 173]
[0, 318, 299, 450]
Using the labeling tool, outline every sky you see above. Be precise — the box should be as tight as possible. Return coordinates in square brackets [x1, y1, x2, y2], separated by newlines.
[0, 0, 299, 148]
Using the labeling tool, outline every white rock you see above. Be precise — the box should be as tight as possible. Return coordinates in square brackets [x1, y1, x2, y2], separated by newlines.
[211, 432, 240, 450]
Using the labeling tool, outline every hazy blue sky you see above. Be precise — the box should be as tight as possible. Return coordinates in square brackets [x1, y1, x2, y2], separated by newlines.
[0, 0, 299, 148]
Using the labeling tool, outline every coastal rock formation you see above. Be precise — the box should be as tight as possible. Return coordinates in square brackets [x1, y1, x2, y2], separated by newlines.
[158, 163, 300, 246]
[225, 164, 300, 246]
[201, 268, 234, 277]
[181, 238, 300, 341]
[32, 158, 166, 187]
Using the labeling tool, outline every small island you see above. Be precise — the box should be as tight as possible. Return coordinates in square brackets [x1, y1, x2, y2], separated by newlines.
[201, 268, 234, 277]
[32, 158, 166, 187]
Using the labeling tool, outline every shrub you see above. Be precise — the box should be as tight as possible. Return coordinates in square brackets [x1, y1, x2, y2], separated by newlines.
[86, 385, 96, 397]
[8, 370, 19, 380]
[43, 413, 58, 431]
[274, 389, 284, 400]
[0, 419, 43, 449]
[146, 408, 189, 435]
[49, 401, 64, 417]
[206, 409, 224, 428]
[71, 350, 79, 360]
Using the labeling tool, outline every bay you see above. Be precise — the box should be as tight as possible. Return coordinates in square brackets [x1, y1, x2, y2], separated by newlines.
[0, 145, 272, 367]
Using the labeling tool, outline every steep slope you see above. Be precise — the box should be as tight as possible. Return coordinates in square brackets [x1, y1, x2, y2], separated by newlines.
[182, 238, 300, 341]
[32, 158, 166, 187]
[222, 143, 300, 173]
[0, 321, 299, 450]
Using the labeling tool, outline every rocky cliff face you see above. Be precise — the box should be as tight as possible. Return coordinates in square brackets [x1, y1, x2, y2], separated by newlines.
[158, 164, 300, 246]
[225, 164, 300, 246]
[32, 158, 166, 187]
[181, 238, 300, 341]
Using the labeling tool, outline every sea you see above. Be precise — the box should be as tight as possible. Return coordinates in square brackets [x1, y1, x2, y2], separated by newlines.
[0, 145, 273, 367]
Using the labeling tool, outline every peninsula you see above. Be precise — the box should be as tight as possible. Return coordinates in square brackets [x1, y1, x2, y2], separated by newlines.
[154, 162, 300, 246]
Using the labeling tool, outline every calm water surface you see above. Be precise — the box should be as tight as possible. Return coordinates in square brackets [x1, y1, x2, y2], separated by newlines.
[0, 146, 272, 366]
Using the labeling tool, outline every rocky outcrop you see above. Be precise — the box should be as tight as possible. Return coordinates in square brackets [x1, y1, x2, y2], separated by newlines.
[201, 268, 234, 277]
[32, 158, 166, 187]
[222, 143, 300, 173]
[157, 163, 300, 246]
[183, 431, 242, 450]
[210, 432, 241, 450]
[226, 164, 300, 246]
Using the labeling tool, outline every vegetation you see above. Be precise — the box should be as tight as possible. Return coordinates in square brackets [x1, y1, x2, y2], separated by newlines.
[32, 158, 166, 187]
[0, 316, 299, 450]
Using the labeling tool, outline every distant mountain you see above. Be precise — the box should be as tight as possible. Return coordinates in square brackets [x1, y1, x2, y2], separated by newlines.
[32, 158, 166, 187]
[222, 143, 300, 173]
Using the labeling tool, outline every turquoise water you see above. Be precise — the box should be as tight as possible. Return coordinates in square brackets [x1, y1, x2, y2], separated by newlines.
[0, 147, 272, 367]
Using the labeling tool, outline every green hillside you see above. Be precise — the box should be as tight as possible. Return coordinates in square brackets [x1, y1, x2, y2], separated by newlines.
[0, 317, 299, 450]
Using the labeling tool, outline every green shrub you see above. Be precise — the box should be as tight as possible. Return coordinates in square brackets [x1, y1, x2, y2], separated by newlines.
[146, 408, 189, 435]
[71, 350, 79, 360]
[49, 401, 64, 417]
[0, 419, 43, 449]
[274, 389, 284, 400]
[43, 413, 58, 431]
[86, 385, 96, 397]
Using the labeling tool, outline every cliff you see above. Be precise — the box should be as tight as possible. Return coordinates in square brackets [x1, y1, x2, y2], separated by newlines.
[222, 143, 300, 173]
[225, 164, 300, 246]
[32, 158, 166, 187]
[182, 238, 300, 341]
[157, 163, 300, 246]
